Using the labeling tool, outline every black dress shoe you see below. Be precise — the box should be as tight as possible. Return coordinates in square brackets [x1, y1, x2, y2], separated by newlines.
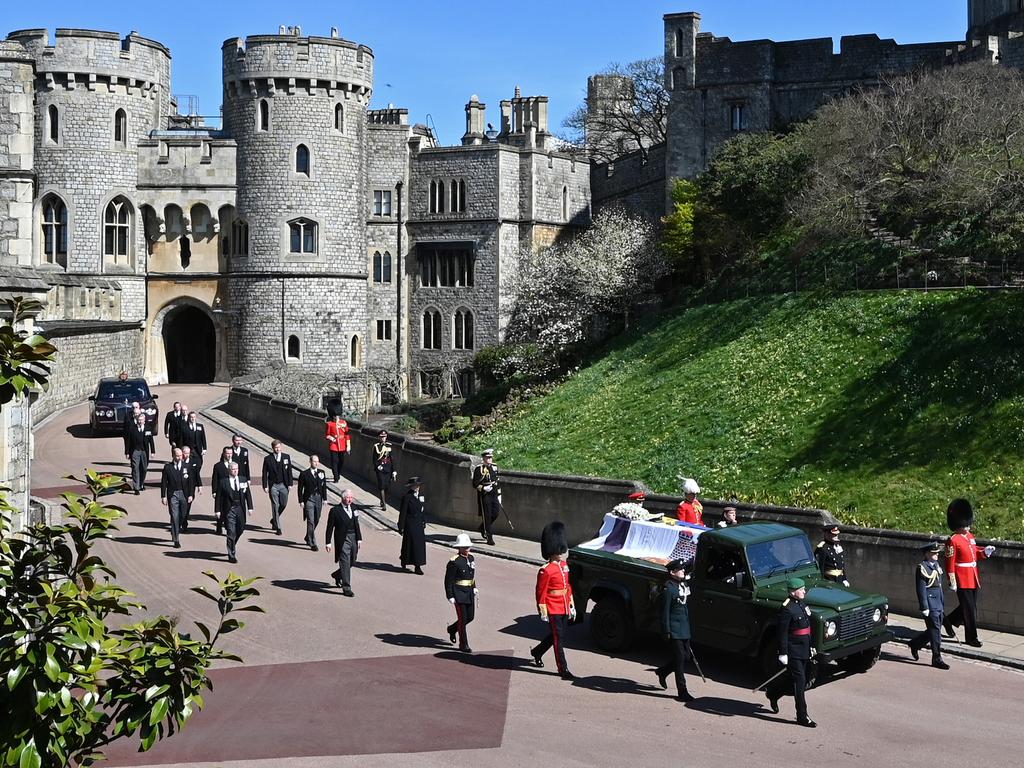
[656, 670, 668, 690]
[677, 692, 696, 703]
[449, 628, 457, 644]
[342, 588, 355, 597]
[275, 528, 282, 536]
[228, 555, 237, 564]
[414, 566, 424, 575]
[334, 578, 342, 588]
[797, 718, 817, 728]
[909, 645, 920, 661]
[942, 620, 955, 638]
[486, 538, 495, 546]
[530, 649, 544, 668]
[966, 639, 983, 648]
[932, 659, 950, 670]
[767, 694, 779, 714]
[560, 671, 576, 681]
[134, 490, 140, 496]
[173, 541, 181, 549]
[460, 646, 473, 653]
[311, 544, 319, 552]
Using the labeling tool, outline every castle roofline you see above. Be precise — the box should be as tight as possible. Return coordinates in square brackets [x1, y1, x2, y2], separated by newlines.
[6, 27, 171, 57]
[222, 34, 372, 57]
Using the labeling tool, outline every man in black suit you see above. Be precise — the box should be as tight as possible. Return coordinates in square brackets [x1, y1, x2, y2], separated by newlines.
[178, 411, 207, 469]
[123, 412, 155, 494]
[298, 454, 327, 551]
[230, 434, 251, 481]
[181, 445, 203, 530]
[163, 401, 185, 451]
[160, 447, 196, 549]
[217, 461, 253, 564]
[325, 489, 361, 596]
[122, 401, 143, 438]
[210, 446, 234, 535]
[261, 440, 293, 535]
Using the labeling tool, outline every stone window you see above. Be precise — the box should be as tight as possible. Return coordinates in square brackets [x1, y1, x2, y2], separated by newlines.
[453, 308, 474, 350]
[230, 219, 249, 257]
[287, 335, 301, 360]
[672, 66, 687, 91]
[448, 179, 466, 213]
[375, 319, 392, 341]
[47, 104, 60, 145]
[562, 186, 569, 222]
[103, 197, 133, 267]
[422, 309, 442, 349]
[729, 103, 748, 132]
[41, 194, 68, 267]
[430, 180, 446, 213]
[373, 190, 393, 216]
[419, 370, 441, 398]
[258, 99, 270, 132]
[295, 144, 311, 176]
[350, 335, 362, 368]
[113, 108, 127, 147]
[288, 218, 317, 254]
[675, 28, 685, 57]
[335, 103, 344, 133]
[373, 251, 393, 283]
[418, 245, 474, 288]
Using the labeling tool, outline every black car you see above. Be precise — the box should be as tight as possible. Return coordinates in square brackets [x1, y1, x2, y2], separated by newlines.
[88, 377, 159, 435]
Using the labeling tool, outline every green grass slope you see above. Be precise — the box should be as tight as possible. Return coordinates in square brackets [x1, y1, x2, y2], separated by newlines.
[454, 291, 1024, 540]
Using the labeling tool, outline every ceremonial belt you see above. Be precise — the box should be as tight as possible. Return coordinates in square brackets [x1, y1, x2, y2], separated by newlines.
[955, 562, 977, 568]
[825, 569, 844, 576]
[455, 580, 475, 587]
[790, 627, 811, 636]
[548, 589, 568, 596]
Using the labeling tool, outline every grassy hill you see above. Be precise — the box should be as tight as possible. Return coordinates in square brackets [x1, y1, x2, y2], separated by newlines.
[453, 291, 1024, 541]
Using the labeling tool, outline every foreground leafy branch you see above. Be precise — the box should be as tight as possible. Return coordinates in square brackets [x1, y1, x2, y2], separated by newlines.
[0, 470, 263, 767]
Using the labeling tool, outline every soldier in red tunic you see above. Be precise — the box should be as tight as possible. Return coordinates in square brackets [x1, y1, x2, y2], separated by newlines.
[943, 498, 996, 647]
[325, 414, 351, 483]
[530, 521, 577, 680]
[676, 478, 704, 525]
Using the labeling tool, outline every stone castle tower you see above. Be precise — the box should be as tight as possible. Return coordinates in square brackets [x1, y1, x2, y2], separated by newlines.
[221, 27, 373, 375]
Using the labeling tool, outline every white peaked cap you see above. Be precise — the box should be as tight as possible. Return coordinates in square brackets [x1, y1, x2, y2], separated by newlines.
[454, 532, 473, 548]
[682, 478, 700, 494]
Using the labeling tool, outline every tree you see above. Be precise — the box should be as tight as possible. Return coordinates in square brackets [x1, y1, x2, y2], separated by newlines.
[0, 297, 56, 408]
[0, 470, 263, 767]
[563, 57, 668, 163]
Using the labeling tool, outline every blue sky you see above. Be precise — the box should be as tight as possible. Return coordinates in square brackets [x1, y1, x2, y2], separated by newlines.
[5, 1, 967, 144]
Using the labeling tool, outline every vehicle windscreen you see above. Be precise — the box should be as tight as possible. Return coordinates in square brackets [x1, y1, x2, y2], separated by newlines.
[97, 382, 151, 402]
[746, 535, 815, 581]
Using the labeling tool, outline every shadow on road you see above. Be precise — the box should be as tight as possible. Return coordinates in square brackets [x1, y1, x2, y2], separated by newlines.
[165, 549, 226, 560]
[567, 674, 666, 699]
[273, 578, 340, 595]
[376, 632, 453, 650]
[65, 424, 102, 439]
[685, 695, 773, 719]
[250, 537, 310, 549]
[113, 535, 166, 546]
[434, 650, 529, 671]
[356, 561, 409, 574]
[128, 520, 173, 530]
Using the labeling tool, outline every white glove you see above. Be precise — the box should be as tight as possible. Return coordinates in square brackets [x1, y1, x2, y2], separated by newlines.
[570, 608, 577, 621]
[392, 471, 397, 479]
[922, 609, 930, 617]
[810, 647, 817, 658]
[473, 588, 479, 595]
[448, 598, 455, 604]
[484, 484, 494, 492]
[984, 545, 995, 557]
[842, 580, 850, 588]
[778, 655, 788, 666]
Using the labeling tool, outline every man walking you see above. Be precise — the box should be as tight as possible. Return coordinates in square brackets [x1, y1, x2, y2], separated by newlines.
[765, 577, 817, 728]
[163, 401, 183, 451]
[298, 455, 327, 551]
[371, 430, 397, 511]
[325, 414, 350, 482]
[123, 412, 155, 494]
[815, 523, 849, 586]
[181, 445, 202, 530]
[909, 542, 950, 669]
[655, 558, 695, 702]
[179, 411, 207, 469]
[160, 447, 195, 549]
[230, 434, 251, 481]
[261, 440, 293, 535]
[216, 461, 252, 564]
[325, 489, 361, 596]
[445, 533, 478, 652]
[944, 498, 996, 647]
[472, 449, 501, 546]
[210, 446, 234, 535]
[530, 521, 576, 680]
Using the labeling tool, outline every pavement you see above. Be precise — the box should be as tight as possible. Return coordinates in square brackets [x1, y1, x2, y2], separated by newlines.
[29, 383, 1024, 767]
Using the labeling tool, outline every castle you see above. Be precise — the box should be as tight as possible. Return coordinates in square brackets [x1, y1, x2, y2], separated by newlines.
[0, 25, 591, 428]
[593, 0, 1024, 216]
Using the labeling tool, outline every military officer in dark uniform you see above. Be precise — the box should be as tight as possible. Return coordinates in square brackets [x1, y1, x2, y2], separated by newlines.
[472, 449, 500, 546]
[371, 429, 397, 511]
[765, 577, 817, 728]
[654, 558, 695, 702]
[815, 523, 849, 586]
[445, 533, 478, 652]
[398, 476, 428, 574]
[909, 542, 950, 669]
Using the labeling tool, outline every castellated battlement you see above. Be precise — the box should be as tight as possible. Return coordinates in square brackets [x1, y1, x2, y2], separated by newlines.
[368, 108, 408, 126]
[222, 30, 373, 103]
[5, 28, 170, 91]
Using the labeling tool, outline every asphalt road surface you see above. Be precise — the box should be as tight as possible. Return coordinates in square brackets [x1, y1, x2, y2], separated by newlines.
[31, 384, 1024, 767]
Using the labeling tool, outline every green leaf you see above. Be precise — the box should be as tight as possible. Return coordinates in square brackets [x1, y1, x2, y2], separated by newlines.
[18, 740, 41, 768]
[149, 697, 169, 725]
[6, 664, 27, 690]
[43, 652, 61, 682]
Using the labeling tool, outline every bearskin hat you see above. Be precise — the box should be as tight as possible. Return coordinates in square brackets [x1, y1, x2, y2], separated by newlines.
[541, 521, 569, 560]
[946, 498, 974, 531]
[326, 397, 344, 419]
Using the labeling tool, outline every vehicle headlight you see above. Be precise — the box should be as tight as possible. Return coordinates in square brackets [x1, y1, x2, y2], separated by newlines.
[825, 620, 838, 639]
[145, 408, 157, 416]
[102, 409, 113, 417]
[872, 608, 882, 623]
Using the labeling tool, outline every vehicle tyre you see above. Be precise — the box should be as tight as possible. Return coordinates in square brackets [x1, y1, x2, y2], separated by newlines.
[589, 594, 635, 652]
[836, 645, 881, 675]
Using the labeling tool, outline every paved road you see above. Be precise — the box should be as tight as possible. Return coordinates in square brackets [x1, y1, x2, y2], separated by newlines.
[32, 384, 1024, 767]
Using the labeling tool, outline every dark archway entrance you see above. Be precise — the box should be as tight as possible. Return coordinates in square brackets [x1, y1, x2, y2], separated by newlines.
[164, 305, 215, 383]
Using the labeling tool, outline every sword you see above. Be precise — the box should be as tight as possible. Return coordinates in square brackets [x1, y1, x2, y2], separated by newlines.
[752, 665, 787, 693]
[686, 643, 706, 683]
[497, 498, 515, 531]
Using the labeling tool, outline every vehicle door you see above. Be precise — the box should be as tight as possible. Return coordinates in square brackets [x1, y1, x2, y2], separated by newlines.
[690, 543, 757, 653]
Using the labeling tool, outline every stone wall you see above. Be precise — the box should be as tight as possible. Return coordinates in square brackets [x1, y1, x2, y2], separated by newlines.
[32, 321, 145, 423]
[0, 42, 35, 268]
[224, 386, 1024, 632]
[591, 143, 667, 219]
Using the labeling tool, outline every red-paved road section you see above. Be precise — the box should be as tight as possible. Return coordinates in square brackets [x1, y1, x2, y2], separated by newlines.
[32, 385, 1024, 768]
